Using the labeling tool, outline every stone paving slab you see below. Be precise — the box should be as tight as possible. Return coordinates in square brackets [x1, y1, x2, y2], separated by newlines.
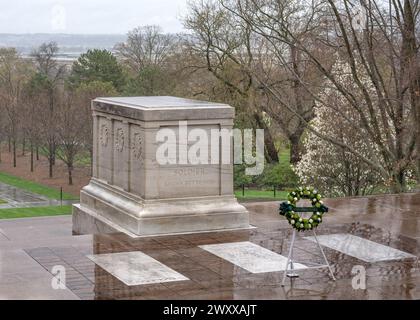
[199, 241, 307, 273]
[87, 251, 189, 286]
[304, 233, 416, 262]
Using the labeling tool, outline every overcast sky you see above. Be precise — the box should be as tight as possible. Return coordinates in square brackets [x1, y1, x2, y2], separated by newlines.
[0, 0, 189, 34]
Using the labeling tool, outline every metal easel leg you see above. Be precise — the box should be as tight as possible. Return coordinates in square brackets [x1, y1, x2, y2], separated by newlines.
[312, 229, 336, 281]
[282, 229, 298, 286]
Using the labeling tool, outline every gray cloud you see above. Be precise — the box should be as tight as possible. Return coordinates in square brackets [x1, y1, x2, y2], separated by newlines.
[0, 0, 188, 34]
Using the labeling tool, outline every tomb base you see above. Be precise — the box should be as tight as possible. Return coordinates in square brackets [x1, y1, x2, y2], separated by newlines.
[72, 179, 249, 237]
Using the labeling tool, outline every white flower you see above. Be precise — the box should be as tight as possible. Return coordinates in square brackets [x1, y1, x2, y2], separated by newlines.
[309, 219, 313, 223]
[291, 220, 295, 224]
[319, 200, 323, 204]
[287, 201, 291, 204]
[299, 218, 303, 222]
[294, 197, 298, 201]
[308, 224, 312, 228]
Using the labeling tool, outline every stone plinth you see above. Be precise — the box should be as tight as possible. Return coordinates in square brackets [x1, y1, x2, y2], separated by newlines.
[72, 96, 249, 237]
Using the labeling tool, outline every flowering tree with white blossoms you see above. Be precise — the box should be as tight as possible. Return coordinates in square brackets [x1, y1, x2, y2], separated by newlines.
[294, 58, 384, 197]
[221, 0, 419, 192]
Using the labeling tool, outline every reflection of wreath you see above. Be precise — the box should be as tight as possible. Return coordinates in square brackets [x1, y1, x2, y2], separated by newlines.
[279, 187, 328, 231]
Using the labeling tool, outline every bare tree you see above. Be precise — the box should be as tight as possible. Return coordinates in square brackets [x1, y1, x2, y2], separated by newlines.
[31, 42, 66, 178]
[0, 48, 32, 168]
[115, 25, 177, 73]
[0, 112, 7, 162]
[22, 83, 43, 172]
[217, 0, 419, 191]
[184, 0, 322, 163]
[55, 91, 86, 185]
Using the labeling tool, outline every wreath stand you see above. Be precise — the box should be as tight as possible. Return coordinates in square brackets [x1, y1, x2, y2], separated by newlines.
[281, 208, 336, 287]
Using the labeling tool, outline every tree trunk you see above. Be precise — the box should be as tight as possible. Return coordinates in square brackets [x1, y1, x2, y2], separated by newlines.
[52, 142, 56, 165]
[289, 135, 302, 164]
[401, 0, 420, 186]
[36, 145, 39, 161]
[390, 169, 406, 193]
[417, 134, 420, 186]
[30, 141, 34, 172]
[12, 140, 16, 168]
[8, 137, 11, 153]
[264, 133, 279, 164]
[253, 112, 279, 163]
[416, 79, 420, 183]
[22, 138, 25, 156]
[68, 166, 73, 185]
[49, 158, 53, 178]
[49, 142, 54, 178]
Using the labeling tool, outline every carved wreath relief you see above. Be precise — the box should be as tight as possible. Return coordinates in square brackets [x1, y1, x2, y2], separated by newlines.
[115, 128, 125, 152]
[132, 132, 144, 165]
[99, 124, 109, 147]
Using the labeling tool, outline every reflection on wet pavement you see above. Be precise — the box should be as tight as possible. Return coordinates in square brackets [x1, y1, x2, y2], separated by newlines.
[0, 182, 45, 202]
[16, 193, 418, 299]
[0, 192, 416, 299]
[0, 182, 77, 209]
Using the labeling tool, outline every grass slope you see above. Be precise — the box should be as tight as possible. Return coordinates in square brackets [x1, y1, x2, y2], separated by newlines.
[0, 171, 77, 200]
[0, 205, 72, 219]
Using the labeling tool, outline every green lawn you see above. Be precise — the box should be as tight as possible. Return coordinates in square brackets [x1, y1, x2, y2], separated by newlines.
[235, 189, 288, 201]
[278, 147, 291, 163]
[234, 146, 296, 201]
[0, 205, 72, 219]
[0, 171, 78, 200]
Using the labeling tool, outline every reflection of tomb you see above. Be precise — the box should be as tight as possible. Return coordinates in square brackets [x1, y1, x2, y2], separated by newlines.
[73, 96, 249, 237]
[91, 234, 131, 300]
[89, 233, 238, 299]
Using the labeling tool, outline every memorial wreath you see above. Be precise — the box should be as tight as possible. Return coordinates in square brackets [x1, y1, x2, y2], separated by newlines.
[279, 186, 328, 231]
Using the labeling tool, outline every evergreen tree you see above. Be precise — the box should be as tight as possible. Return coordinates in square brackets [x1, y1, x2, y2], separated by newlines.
[69, 49, 125, 91]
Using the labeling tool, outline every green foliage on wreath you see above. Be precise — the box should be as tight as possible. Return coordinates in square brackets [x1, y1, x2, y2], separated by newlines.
[279, 186, 329, 231]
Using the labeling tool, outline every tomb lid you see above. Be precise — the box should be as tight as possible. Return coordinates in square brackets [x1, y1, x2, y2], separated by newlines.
[93, 96, 234, 121]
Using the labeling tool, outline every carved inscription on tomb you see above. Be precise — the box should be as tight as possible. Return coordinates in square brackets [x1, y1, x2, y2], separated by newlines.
[172, 168, 206, 186]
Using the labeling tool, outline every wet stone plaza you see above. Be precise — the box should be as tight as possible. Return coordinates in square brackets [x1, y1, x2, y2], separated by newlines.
[0, 192, 419, 300]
